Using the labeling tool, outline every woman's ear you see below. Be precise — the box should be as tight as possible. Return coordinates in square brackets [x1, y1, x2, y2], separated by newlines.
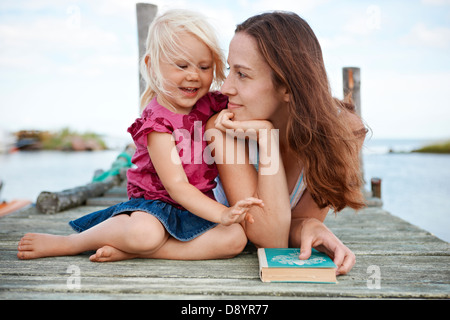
[144, 55, 150, 68]
[283, 91, 290, 103]
[279, 86, 290, 103]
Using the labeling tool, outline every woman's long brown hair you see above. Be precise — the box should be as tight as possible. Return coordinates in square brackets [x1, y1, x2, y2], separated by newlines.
[236, 11, 366, 211]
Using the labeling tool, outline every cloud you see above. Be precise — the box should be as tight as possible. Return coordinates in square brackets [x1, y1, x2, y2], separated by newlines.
[0, 12, 128, 78]
[421, 0, 450, 5]
[342, 5, 382, 36]
[362, 71, 450, 139]
[401, 23, 450, 48]
[248, 0, 330, 13]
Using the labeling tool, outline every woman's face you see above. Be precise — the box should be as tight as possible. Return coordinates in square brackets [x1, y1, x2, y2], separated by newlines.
[221, 32, 289, 122]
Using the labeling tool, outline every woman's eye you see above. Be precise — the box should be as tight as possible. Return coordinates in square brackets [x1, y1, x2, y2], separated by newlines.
[237, 71, 247, 79]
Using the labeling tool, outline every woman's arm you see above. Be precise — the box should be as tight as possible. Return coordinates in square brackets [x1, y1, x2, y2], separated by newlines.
[288, 108, 364, 275]
[208, 112, 292, 247]
[147, 131, 261, 226]
[289, 190, 355, 275]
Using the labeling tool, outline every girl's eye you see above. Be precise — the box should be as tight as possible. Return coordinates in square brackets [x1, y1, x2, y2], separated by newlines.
[177, 65, 188, 69]
[200, 65, 211, 71]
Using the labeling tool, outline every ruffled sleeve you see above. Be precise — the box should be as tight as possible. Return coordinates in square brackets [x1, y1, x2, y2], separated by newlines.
[127, 109, 173, 147]
[208, 91, 228, 112]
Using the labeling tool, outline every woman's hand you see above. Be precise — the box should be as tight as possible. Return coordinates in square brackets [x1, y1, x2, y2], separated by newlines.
[214, 110, 274, 139]
[220, 197, 264, 226]
[298, 218, 356, 275]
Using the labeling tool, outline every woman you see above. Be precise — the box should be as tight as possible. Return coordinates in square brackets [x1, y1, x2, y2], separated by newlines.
[208, 11, 367, 275]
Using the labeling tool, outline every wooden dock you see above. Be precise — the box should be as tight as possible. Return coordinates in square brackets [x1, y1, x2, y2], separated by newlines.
[1, 3, 447, 304]
[0, 184, 449, 300]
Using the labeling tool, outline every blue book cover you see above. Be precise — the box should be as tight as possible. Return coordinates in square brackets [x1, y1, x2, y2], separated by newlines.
[258, 248, 337, 283]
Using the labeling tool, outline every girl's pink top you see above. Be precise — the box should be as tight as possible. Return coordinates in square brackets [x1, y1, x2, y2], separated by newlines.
[126, 91, 228, 209]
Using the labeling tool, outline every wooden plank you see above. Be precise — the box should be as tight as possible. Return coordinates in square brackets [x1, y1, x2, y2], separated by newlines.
[86, 197, 128, 206]
[1, 254, 448, 299]
[1, 204, 449, 300]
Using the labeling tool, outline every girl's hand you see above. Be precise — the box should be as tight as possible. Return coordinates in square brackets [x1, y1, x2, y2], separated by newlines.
[298, 218, 356, 275]
[214, 110, 274, 139]
[220, 197, 264, 226]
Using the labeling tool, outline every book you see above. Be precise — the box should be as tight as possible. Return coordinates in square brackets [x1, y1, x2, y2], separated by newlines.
[257, 248, 337, 283]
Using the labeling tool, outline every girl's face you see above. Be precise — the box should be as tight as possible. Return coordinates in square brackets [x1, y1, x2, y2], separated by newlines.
[157, 32, 214, 114]
[221, 32, 289, 122]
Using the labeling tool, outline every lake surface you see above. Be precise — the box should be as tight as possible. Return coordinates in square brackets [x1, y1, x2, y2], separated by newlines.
[0, 149, 121, 202]
[0, 139, 449, 243]
[362, 138, 450, 243]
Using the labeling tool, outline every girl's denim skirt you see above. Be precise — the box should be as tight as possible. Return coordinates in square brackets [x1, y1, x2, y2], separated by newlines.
[68, 198, 218, 242]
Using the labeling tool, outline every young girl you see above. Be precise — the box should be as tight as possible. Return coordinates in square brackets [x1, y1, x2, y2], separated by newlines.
[17, 10, 262, 262]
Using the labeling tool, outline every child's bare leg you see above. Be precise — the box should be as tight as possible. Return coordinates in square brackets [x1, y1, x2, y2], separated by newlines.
[17, 211, 167, 260]
[90, 224, 247, 262]
[17, 233, 79, 260]
[89, 245, 138, 262]
[148, 223, 248, 260]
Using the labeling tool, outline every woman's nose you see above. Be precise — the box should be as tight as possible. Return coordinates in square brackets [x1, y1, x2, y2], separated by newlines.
[221, 75, 236, 96]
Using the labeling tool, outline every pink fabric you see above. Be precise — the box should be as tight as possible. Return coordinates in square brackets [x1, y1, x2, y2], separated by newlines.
[126, 91, 228, 209]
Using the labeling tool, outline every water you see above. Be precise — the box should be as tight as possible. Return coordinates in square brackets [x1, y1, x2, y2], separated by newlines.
[0, 139, 449, 243]
[0, 149, 121, 202]
[363, 138, 450, 243]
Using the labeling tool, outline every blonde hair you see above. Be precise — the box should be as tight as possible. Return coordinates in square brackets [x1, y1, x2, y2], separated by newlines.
[139, 9, 226, 112]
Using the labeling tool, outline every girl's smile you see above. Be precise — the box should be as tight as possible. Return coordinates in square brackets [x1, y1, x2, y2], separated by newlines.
[157, 32, 214, 114]
[179, 87, 200, 97]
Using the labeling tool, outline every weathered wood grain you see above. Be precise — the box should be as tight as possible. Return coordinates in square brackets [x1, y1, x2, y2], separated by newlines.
[0, 201, 449, 300]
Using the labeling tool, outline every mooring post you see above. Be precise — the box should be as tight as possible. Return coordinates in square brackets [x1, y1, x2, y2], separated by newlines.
[343, 67, 368, 193]
[343, 67, 361, 117]
[136, 3, 158, 99]
[371, 177, 382, 198]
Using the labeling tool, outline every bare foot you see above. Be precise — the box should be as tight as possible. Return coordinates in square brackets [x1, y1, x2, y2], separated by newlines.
[17, 233, 76, 260]
[89, 245, 138, 262]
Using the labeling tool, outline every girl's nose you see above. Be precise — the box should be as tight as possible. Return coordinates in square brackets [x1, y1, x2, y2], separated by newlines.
[186, 69, 200, 81]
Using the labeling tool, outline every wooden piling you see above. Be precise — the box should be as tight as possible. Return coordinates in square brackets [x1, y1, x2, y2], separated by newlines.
[343, 67, 361, 116]
[343, 67, 365, 187]
[136, 3, 158, 99]
[371, 177, 382, 198]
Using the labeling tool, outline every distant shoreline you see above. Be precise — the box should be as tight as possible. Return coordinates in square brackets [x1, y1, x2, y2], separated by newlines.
[411, 140, 450, 154]
[11, 128, 108, 152]
[363, 138, 450, 155]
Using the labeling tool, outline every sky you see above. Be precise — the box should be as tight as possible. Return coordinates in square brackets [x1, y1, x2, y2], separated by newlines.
[0, 0, 449, 142]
